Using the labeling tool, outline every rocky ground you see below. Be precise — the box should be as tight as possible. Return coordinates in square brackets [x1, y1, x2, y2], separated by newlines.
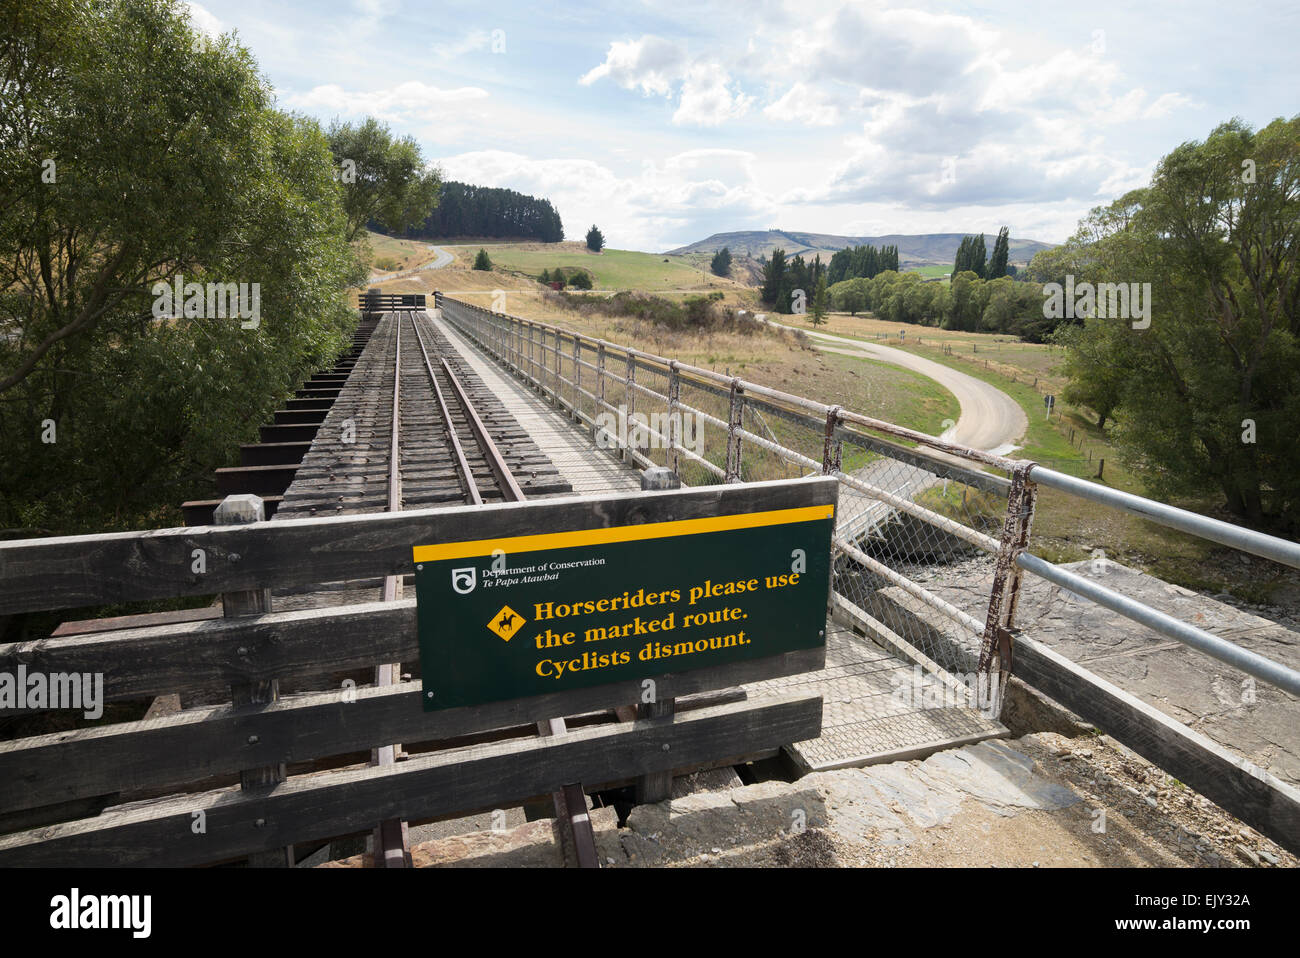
[321, 730, 1296, 869]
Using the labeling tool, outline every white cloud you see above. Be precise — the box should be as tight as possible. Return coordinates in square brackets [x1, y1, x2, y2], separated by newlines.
[285, 81, 490, 125]
[185, 1, 223, 37]
[580, 35, 686, 97]
[764, 82, 841, 126]
[432, 29, 492, 60]
[673, 63, 753, 126]
[581, 35, 752, 127]
[436, 149, 775, 250]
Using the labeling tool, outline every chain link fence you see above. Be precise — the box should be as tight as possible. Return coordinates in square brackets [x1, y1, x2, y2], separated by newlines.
[438, 294, 1024, 716]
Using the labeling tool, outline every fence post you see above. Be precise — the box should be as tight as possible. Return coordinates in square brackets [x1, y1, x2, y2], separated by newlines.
[822, 406, 843, 475]
[554, 328, 563, 406]
[528, 322, 537, 386]
[572, 336, 582, 421]
[666, 361, 681, 475]
[596, 341, 607, 406]
[635, 467, 681, 804]
[725, 379, 744, 482]
[977, 463, 1038, 720]
[214, 494, 293, 868]
[624, 352, 637, 464]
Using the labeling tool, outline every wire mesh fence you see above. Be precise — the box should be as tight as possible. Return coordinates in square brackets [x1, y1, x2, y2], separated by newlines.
[434, 295, 1300, 841]
[438, 294, 1021, 716]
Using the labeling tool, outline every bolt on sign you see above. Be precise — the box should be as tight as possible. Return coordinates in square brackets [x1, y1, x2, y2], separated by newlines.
[413, 504, 834, 710]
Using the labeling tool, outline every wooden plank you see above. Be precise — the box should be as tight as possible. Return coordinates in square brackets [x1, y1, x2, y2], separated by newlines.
[1, 600, 415, 708]
[239, 442, 313, 467]
[272, 409, 327, 425]
[0, 477, 838, 613]
[51, 605, 222, 638]
[215, 465, 298, 497]
[0, 695, 822, 867]
[634, 699, 676, 804]
[1014, 633, 1300, 856]
[0, 649, 821, 813]
[258, 424, 319, 443]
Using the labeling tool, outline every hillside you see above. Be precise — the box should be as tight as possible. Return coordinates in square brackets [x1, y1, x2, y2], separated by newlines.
[456, 241, 752, 293]
[669, 230, 1054, 267]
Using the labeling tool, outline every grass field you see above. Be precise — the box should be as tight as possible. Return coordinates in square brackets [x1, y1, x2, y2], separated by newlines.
[876, 341, 1287, 600]
[447, 241, 749, 294]
[362, 230, 438, 272]
[904, 264, 952, 280]
[801, 311, 1068, 386]
[442, 289, 958, 439]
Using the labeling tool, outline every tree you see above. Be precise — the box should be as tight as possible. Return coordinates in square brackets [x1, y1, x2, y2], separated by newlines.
[953, 234, 988, 278]
[810, 275, 829, 326]
[539, 269, 551, 284]
[761, 249, 787, 306]
[586, 224, 604, 252]
[409, 182, 562, 242]
[838, 282, 866, 316]
[551, 268, 566, 288]
[1051, 321, 1126, 429]
[1054, 117, 1300, 528]
[326, 118, 441, 243]
[0, 0, 359, 531]
[988, 226, 1010, 279]
[970, 234, 987, 278]
[473, 248, 492, 270]
[569, 270, 593, 290]
[710, 247, 732, 277]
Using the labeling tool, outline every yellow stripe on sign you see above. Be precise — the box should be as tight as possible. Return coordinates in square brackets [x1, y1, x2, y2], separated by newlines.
[412, 504, 834, 564]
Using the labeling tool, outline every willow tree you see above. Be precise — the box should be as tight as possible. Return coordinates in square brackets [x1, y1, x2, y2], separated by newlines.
[1054, 117, 1300, 528]
[0, 0, 362, 532]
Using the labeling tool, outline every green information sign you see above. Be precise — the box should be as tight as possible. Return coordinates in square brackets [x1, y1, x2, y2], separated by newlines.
[413, 503, 833, 710]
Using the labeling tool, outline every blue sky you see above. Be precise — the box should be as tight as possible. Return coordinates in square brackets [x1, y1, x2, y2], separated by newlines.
[190, 0, 1299, 252]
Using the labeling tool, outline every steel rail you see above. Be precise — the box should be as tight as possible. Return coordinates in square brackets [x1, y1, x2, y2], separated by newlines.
[409, 311, 484, 506]
[375, 309, 410, 868]
[418, 308, 597, 865]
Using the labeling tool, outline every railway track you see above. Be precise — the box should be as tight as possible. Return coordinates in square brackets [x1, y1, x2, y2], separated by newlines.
[270, 308, 590, 867]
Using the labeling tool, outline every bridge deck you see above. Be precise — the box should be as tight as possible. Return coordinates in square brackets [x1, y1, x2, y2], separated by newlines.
[435, 313, 643, 496]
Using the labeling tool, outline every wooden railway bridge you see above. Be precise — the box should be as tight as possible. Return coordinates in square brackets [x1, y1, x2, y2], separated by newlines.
[1, 292, 1297, 867]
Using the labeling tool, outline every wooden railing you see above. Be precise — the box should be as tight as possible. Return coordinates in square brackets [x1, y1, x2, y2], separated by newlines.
[0, 479, 833, 866]
[359, 291, 426, 311]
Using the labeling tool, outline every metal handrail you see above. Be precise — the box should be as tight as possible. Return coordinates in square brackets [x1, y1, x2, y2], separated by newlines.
[437, 293, 1300, 698]
[1028, 465, 1300, 570]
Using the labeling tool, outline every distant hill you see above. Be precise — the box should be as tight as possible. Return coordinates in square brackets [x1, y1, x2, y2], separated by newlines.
[669, 230, 1054, 267]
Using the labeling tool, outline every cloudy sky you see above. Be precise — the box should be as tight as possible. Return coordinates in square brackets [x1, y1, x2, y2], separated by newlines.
[191, 0, 1298, 252]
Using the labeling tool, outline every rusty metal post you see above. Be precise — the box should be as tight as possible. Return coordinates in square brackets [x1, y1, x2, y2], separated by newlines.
[624, 352, 637, 464]
[554, 327, 563, 406]
[725, 378, 744, 482]
[822, 405, 843, 475]
[978, 462, 1038, 718]
[572, 336, 582, 421]
[667, 361, 681, 475]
